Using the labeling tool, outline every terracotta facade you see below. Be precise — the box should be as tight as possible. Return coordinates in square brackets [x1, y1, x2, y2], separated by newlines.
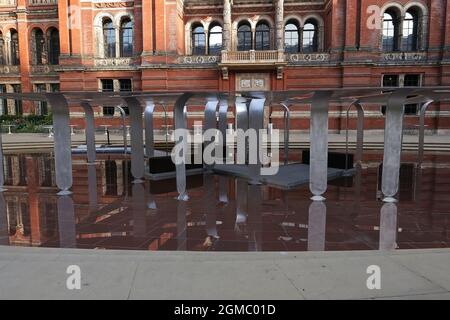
[1, 0, 450, 132]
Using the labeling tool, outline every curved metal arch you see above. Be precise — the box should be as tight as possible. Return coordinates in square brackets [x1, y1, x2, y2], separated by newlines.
[309, 90, 333, 200]
[381, 88, 410, 202]
[46, 93, 73, 195]
[144, 101, 169, 158]
[345, 100, 365, 168]
[115, 105, 128, 154]
[81, 102, 96, 164]
[173, 93, 194, 200]
[417, 100, 434, 167]
[275, 102, 291, 165]
[122, 97, 145, 183]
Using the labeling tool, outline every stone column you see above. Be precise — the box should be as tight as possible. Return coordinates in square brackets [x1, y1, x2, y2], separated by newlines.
[275, 0, 284, 51]
[223, 0, 232, 51]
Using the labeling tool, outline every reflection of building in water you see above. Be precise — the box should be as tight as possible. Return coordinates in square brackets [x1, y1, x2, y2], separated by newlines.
[1, 152, 449, 251]
[4, 154, 57, 246]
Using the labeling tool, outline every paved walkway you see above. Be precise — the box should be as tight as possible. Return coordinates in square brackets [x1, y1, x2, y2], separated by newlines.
[0, 246, 449, 300]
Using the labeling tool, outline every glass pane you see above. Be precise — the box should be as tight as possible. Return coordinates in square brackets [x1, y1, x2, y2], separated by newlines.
[103, 20, 116, 58]
[208, 25, 222, 55]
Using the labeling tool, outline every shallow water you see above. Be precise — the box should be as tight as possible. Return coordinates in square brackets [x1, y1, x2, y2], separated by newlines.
[0, 151, 449, 252]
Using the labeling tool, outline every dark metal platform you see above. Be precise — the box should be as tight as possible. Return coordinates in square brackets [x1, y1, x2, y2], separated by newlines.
[213, 163, 354, 190]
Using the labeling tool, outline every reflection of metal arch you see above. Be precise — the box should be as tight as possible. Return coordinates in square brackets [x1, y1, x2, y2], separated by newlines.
[345, 100, 364, 168]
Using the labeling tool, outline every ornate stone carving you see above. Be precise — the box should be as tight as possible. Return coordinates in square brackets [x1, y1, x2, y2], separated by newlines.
[0, 0, 16, 5]
[288, 53, 330, 63]
[0, 65, 19, 74]
[177, 55, 220, 64]
[29, 0, 57, 5]
[94, 58, 133, 67]
[221, 67, 229, 80]
[382, 52, 427, 62]
[94, 1, 134, 8]
[31, 65, 56, 74]
[236, 73, 270, 91]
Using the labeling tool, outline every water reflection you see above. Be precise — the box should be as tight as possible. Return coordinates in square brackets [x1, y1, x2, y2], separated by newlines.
[1, 152, 449, 252]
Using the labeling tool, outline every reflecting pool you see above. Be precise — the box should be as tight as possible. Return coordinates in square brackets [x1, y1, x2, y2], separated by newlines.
[0, 151, 449, 251]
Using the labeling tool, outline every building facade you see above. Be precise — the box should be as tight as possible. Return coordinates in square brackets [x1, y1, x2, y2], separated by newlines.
[1, 0, 450, 132]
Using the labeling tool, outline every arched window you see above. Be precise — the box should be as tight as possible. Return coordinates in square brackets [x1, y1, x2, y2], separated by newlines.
[237, 23, 252, 51]
[403, 10, 419, 51]
[10, 29, 19, 65]
[208, 25, 222, 55]
[192, 25, 205, 55]
[284, 22, 299, 53]
[302, 21, 318, 53]
[33, 29, 45, 65]
[103, 18, 116, 58]
[120, 18, 133, 57]
[48, 28, 60, 65]
[255, 22, 270, 50]
[382, 10, 399, 52]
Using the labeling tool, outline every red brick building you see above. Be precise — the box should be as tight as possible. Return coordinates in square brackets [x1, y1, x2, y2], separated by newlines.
[1, 0, 450, 132]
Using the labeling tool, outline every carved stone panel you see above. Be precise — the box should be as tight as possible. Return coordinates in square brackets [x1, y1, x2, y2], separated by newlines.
[236, 73, 270, 92]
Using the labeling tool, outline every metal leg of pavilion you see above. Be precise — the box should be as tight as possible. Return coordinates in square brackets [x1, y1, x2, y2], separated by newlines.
[218, 100, 229, 203]
[203, 98, 219, 171]
[81, 102, 96, 164]
[381, 89, 409, 203]
[345, 101, 365, 166]
[57, 195, 76, 248]
[235, 96, 249, 164]
[144, 101, 155, 158]
[0, 128, 5, 192]
[418, 100, 434, 167]
[0, 193, 8, 245]
[279, 103, 291, 165]
[47, 94, 73, 195]
[379, 202, 397, 251]
[116, 105, 128, 153]
[173, 93, 193, 200]
[123, 97, 145, 184]
[248, 98, 266, 184]
[309, 91, 332, 201]
[307, 200, 326, 251]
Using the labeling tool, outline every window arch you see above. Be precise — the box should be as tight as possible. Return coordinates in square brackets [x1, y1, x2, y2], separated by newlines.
[192, 24, 206, 55]
[302, 20, 318, 53]
[284, 21, 299, 53]
[403, 9, 419, 51]
[10, 29, 19, 65]
[33, 28, 45, 65]
[120, 18, 133, 57]
[237, 22, 252, 51]
[47, 28, 60, 65]
[382, 10, 400, 52]
[103, 18, 116, 58]
[255, 22, 271, 50]
[208, 24, 222, 55]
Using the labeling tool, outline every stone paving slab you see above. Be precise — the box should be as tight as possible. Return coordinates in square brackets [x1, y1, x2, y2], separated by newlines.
[0, 246, 449, 300]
